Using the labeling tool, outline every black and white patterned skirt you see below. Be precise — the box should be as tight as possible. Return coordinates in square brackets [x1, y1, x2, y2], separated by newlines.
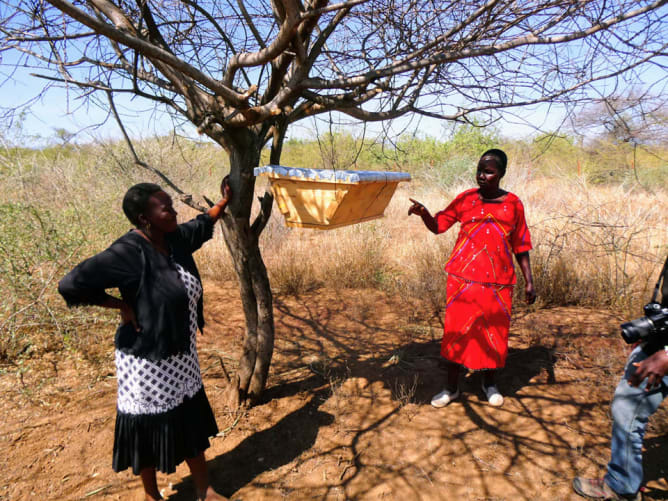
[112, 263, 218, 474]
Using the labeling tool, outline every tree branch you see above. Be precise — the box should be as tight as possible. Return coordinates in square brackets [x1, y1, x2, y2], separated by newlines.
[236, 0, 266, 49]
[250, 191, 274, 239]
[106, 90, 208, 212]
[223, 0, 302, 87]
[45, 0, 249, 107]
[301, 0, 668, 90]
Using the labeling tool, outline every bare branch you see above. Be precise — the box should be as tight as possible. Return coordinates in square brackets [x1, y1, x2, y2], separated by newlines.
[45, 0, 249, 106]
[236, 0, 266, 49]
[223, 1, 302, 87]
[4, 31, 96, 42]
[3, 0, 666, 143]
[250, 191, 274, 239]
[106, 90, 207, 212]
[302, 0, 668, 90]
[179, 0, 253, 88]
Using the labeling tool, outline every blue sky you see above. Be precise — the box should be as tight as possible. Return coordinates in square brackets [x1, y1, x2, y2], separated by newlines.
[1, 45, 666, 147]
[2, 0, 666, 148]
[0, 68, 575, 147]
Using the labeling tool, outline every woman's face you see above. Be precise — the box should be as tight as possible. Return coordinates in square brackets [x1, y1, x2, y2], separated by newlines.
[141, 191, 178, 233]
[476, 156, 502, 190]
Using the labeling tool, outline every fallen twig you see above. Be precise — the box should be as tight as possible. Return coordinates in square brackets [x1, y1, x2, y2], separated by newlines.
[82, 484, 113, 498]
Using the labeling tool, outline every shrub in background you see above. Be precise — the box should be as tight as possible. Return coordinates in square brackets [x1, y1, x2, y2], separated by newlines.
[0, 129, 665, 366]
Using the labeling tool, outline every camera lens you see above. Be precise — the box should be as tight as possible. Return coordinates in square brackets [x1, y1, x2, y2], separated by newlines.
[620, 316, 654, 344]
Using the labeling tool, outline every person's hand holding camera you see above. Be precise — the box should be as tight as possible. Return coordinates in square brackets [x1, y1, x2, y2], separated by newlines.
[629, 349, 668, 390]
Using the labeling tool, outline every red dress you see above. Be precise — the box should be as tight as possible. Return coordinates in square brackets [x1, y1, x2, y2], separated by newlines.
[435, 188, 532, 370]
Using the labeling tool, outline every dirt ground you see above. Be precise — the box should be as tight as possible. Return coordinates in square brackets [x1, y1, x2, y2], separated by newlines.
[1, 280, 667, 501]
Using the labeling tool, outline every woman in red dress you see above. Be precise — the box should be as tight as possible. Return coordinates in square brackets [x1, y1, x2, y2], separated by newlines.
[409, 149, 536, 407]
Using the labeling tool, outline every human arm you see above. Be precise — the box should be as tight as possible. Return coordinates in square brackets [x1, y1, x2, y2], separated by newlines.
[58, 240, 142, 329]
[58, 241, 140, 307]
[629, 348, 668, 390]
[414, 192, 464, 235]
[510, 198, 535, 304]
[408, 198, 439, 233]
[174, 176, 231, 252]
[515, 251, 536, 304]
[206, 175, 232, 222]
[98, 295, 140, 331]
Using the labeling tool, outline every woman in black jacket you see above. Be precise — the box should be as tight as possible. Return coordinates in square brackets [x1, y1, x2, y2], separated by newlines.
[59, 179, 231, 501]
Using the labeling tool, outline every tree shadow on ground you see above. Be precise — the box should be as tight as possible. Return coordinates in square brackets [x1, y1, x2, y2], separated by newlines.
[391, 337, 558, 405]
[169, 295, 632, 500]
[643, 435, 668, 500]
[167, 383, 334, 499]
[170, 338, 584, 499]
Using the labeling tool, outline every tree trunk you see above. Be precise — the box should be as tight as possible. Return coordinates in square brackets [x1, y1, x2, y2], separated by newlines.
[219, 130, 275, 407]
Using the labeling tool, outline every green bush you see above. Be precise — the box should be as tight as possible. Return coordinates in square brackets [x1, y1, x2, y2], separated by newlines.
[0, 203, 90, 359]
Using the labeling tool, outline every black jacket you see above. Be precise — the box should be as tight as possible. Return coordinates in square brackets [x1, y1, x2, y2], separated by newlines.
[58, 214, 214, 360]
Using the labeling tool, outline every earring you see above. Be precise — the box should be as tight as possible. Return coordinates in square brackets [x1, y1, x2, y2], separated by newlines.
[145, 222, 151, 232]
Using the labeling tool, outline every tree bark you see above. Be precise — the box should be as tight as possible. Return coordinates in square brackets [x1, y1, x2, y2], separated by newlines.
[218, 129, 275, 407]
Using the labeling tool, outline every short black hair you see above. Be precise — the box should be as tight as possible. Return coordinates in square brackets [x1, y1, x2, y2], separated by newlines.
[480, 148, 508, 177]
[122, 183, 163, 227]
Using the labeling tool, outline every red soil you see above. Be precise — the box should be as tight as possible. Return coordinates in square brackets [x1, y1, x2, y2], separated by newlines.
[1, 280, 667, 500]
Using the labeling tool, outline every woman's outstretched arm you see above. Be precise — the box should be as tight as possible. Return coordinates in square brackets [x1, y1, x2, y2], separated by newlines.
[207, 175, 232, 221]
[408, 198, 439, 234]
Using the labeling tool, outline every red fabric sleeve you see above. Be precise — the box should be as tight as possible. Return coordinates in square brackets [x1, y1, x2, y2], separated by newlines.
[510, 198, 532, 254]
[434, 193, 463, 234]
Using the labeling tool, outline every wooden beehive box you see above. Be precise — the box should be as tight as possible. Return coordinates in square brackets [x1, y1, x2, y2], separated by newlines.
[254, 165, 411, 229]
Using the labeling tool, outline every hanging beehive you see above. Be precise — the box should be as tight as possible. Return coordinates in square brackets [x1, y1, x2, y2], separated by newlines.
[254, 165, 411, 229]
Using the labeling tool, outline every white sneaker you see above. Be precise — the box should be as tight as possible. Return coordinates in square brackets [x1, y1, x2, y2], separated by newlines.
[483, 384, 504, 406]
[431, 388, 460, 408]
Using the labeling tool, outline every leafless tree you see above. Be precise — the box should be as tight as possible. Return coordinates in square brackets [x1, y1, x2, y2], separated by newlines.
[574, 92, 668, 146]
[1, 0, 666, 405]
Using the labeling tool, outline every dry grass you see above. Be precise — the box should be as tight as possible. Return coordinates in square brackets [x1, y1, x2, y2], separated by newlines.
[195, 166, 666, 320]
[1, 140, 666, 362]
[0, 139, 226, 361]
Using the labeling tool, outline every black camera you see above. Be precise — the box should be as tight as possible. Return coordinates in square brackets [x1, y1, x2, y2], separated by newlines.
[620, 302, 668, 344]
[620, 256, 668, 346]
